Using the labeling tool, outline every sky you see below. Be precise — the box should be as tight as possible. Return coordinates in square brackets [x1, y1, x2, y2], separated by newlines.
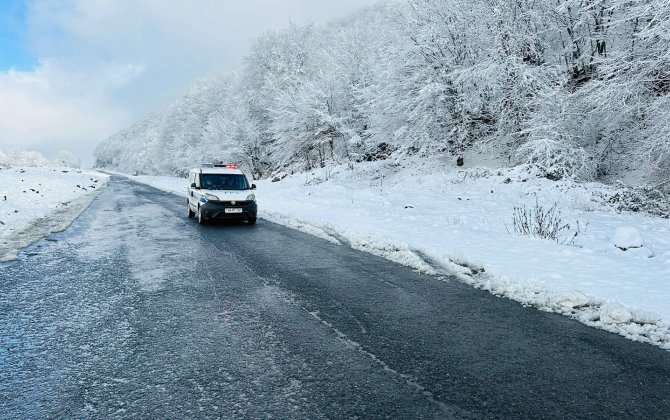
[0, 0, 380, 167]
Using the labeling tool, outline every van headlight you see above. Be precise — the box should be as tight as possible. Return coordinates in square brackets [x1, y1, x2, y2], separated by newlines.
[204, 193, 220, 201]
[246, 194, 256, 202]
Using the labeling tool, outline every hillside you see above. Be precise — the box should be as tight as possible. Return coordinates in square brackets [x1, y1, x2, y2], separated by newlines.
[94, 0, 670, 191]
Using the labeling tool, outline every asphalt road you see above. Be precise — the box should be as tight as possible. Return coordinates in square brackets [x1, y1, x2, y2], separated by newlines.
[1, 176, 669, 419]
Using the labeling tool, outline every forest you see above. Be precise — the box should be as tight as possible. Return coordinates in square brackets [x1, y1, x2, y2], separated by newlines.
[94, 0, 670, 190]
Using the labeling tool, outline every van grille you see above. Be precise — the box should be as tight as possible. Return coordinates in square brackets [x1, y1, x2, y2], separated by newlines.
[211, 201, 250, 207]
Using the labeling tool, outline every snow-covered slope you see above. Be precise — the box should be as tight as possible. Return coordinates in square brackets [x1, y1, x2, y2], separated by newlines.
[0, 167, 109, 262]
[127, 159, 670, 350]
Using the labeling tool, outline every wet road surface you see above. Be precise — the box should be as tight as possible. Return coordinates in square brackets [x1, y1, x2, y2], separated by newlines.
[1, 176, 669, 418]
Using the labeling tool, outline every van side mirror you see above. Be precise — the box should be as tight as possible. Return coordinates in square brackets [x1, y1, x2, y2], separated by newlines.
[190, 182, 197, 188]
[251, 184, 257, 190]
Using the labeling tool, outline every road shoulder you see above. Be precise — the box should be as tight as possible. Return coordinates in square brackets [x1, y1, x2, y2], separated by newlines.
[0, 167, 109, 262]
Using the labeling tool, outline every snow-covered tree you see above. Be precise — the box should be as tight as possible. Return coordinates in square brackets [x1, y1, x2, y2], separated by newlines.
[5, 150, 52, 167]
[54, 151, 80, 168]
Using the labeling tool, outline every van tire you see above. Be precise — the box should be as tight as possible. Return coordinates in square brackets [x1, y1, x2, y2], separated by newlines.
[198, 206, 206, 224]
[187, 201, 195, 218]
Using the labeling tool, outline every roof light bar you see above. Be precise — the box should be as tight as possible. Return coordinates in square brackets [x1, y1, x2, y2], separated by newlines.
[202, 163, 239, 169]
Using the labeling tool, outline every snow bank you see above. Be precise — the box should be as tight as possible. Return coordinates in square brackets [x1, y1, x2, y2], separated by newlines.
[119, 161, 670, 350]
[0, 167, 109, 262]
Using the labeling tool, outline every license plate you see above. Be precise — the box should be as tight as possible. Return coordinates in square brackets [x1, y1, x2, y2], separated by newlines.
[225, 208, 243, 214]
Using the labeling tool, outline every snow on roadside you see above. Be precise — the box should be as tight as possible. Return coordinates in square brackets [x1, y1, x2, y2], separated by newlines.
[120, 162, 670, 350]
[0, 167, 109, 262]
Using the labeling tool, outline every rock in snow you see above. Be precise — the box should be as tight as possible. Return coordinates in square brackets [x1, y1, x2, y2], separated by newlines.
[612, 227, 644, 250]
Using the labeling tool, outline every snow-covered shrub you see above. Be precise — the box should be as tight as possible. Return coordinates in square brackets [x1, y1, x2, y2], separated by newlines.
[362, 143, 395, 162]
[515, 138, 588, 180]
[511, 199, 570, 242]
[607, 186, 670, 218]
[456, 167, 498, 181]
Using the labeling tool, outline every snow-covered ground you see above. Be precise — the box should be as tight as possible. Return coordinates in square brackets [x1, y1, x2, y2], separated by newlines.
[122, 160, 670, 350]
[0, 166, 109, 262]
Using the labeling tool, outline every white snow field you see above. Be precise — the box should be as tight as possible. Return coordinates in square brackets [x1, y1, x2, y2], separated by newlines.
[0, 167, 109, 262]
[126, 160, 670, 350]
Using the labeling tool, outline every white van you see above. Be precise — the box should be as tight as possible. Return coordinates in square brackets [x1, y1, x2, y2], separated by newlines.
[187, 164, 257, 225]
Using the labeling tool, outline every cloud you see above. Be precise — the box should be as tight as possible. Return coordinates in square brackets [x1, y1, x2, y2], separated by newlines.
[2, 0, 380, 166]
[0, 61, 128, 164]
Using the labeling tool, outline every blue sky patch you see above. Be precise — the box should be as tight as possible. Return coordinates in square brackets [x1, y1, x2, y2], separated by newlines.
[0, 0, 37, 71]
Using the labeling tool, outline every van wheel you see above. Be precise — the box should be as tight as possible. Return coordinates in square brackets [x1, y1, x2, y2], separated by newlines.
[248, 216, 257, 225]
[187, 201, 195, 218]
[198, 206, 206, 224]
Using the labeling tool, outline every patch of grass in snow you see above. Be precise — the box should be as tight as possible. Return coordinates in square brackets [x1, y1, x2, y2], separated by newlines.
[508, 197, 588, 246]
[510, 199, 570, 242]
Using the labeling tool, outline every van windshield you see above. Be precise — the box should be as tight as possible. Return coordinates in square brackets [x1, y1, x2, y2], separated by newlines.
[200, 174, 249, 191]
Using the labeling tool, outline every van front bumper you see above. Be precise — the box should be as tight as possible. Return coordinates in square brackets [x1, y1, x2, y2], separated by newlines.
[200, 200, 257, 220]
